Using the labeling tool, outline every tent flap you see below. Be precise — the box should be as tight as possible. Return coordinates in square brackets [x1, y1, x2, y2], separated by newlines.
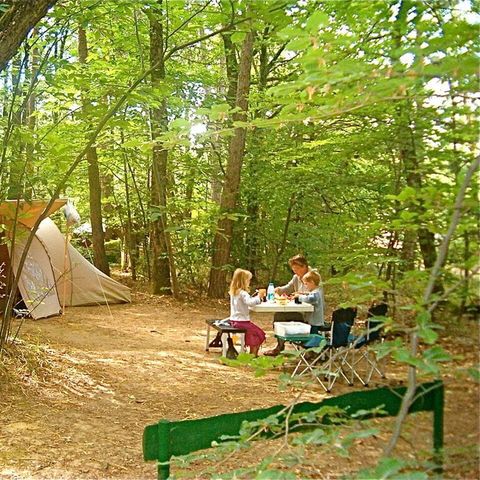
[8, 216, 130, 319]
[12, 230, 61, 319]
[36, 218, 131, 308]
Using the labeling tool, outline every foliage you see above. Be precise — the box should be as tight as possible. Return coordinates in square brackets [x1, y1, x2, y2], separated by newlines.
[0, 0, 478, 477]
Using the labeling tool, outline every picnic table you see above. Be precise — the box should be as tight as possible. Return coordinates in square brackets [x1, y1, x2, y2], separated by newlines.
[249, 301, 314, 313]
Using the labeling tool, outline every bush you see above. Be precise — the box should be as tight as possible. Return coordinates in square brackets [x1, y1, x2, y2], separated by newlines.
[105, 239, 122, 265]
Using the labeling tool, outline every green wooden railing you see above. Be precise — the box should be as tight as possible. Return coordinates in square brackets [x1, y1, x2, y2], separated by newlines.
[143, 381, 444, 479]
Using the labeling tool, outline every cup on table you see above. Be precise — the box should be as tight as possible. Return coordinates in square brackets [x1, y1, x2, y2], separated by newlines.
[257, 288, 266, 301]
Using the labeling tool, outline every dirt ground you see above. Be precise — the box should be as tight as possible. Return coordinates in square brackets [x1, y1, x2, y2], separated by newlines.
[0, 292, 478, 479]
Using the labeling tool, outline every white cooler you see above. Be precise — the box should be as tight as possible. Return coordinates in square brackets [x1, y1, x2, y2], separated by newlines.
[274, 321, 311, 337]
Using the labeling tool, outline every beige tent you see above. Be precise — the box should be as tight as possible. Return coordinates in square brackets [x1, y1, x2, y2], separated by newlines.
[0, 200, 131, 319]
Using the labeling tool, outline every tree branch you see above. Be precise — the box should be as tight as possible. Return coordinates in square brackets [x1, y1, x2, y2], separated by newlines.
[384, 154, 480, 456]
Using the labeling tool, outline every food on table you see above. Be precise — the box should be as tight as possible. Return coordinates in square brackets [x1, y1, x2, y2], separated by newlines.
[275, 293, 290, 305]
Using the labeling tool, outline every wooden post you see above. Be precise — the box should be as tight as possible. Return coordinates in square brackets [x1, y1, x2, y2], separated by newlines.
[432, 380, 444, 473]
[156, 420, 171, 480]
[62, 224, 69, 314]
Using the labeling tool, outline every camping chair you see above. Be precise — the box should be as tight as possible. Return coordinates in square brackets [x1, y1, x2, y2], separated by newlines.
[349, 303, 388, 387]
[277, 307, 357, 392]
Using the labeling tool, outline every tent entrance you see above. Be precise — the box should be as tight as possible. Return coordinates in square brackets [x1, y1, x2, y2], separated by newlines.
[10, 228, 61, 319]
[0, 243, 10, 314]
[0, 243, 26, 317]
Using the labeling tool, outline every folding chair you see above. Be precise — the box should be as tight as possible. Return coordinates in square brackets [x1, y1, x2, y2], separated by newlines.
[278, 307, 357, 392]
[349, 303, 388, 386]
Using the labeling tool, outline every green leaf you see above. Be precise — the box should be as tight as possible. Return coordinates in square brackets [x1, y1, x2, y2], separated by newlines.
[305, 12, 329, 32]
[394, 474, 428, 480]
[423, 346, 452, 363]
[418, 326, 438, 344]
[392, 348, 422, 367]
[399, 210, 417, 221]
[256, 470, 296, 480]
[375, 457, 404, 477]
[397, 186, 417, 201]
[170, 118, 190, 129]
[230, 31, 246, 44]
[277, 26, 304, 41]
[467, 367, 480, 383]
[286, 36, 311, 51]
[293, 428, 328, 445]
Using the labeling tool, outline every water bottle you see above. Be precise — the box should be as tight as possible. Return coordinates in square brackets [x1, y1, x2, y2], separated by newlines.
[267, 282, 275, 303]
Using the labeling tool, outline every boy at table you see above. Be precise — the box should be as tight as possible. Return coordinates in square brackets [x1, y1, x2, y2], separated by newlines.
[265, 254, 321, 356]
[293, 270, 325, 334]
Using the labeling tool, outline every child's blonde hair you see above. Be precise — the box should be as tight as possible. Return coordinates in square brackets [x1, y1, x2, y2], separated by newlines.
[303, 270, 321, 286]
[229, 268, 252, 296]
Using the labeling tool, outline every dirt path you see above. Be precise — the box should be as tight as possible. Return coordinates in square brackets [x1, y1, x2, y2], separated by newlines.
[0, 294, 478, 479]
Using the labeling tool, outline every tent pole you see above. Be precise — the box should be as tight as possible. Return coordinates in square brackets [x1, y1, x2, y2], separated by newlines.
[62, 224, 69, 315]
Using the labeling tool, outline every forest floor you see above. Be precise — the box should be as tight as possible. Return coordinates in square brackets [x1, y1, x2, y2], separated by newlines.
[0, 290, 478, 479]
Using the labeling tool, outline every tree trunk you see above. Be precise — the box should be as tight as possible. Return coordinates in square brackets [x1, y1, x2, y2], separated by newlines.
[208, 31, 254, 298]
[7, 55, 26, 199]
[24, 34, 38, 198]
[245, 28, 273, 277]
[392, 0, 441, 290]
[122, 136, 137, 280]
[78, 26, 110, 276]
[149, 8, 179, 296]
[221, 32, 238, 109]
[400, 229, 416, 271]
[0, 0, 58, 72]
[271, 194, 295, 281]
[126, 158, 150, 280]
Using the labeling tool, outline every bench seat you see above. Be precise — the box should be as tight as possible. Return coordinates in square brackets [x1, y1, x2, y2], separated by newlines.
[205, 319, 246, 356]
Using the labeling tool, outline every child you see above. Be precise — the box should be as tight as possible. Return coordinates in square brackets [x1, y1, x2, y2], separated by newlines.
[229, 268, 266, 356]
[294, 270, 325, 334]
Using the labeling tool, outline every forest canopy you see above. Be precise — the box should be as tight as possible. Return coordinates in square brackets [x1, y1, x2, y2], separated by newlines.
[0, 0, 478, 302]
[0, 1, 479, 477]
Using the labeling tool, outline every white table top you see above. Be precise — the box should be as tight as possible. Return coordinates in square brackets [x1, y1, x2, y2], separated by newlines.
[250, 301, 314, 313]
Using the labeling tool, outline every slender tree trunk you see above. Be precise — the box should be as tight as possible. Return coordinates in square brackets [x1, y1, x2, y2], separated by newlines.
[392, 0, 441, 290]
[101, 122, 115, 241]
[24, 33, 38, 198]
[245, 28, 272, 277]
[78, 26, 110, 275]
[221, 32, 238, 109]
[208, 31, 254, 298]
[123, 160, 135, 279]
[121, 131, 137, 280]
[126, 159, 150, 280]
[6, 56, 25, 199]
[271, 193, 295, 281]
[149, 8, 178, 296]
[400, 229, 416, 270]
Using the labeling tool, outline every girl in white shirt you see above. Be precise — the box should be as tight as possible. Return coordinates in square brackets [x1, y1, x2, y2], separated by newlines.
[229, 268, 266, 356]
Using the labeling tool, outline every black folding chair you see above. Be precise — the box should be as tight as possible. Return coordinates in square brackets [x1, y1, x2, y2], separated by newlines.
[278, 307, 357, 392]
[349, 303, 388, 386]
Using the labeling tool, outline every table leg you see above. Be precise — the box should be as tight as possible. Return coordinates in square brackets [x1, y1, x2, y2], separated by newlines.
[222, 333, 228, 357]
[205, 323, 211, 351]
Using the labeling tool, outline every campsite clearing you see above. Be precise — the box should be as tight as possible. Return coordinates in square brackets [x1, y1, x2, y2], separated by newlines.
[0, 292, 479, 479]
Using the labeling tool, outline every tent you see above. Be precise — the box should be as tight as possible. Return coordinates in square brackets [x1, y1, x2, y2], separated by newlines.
[0, 200, 131, 319]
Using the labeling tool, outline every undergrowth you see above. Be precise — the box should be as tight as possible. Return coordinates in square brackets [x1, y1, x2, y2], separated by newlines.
[0, 337, 96, 399]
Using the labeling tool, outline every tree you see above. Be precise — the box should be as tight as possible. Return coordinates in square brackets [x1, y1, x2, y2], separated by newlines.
[78, 25, 110, 276]
[0, 0, 58, 72]
[208, 29, 255, 298]
[148, 4, 174, 295]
